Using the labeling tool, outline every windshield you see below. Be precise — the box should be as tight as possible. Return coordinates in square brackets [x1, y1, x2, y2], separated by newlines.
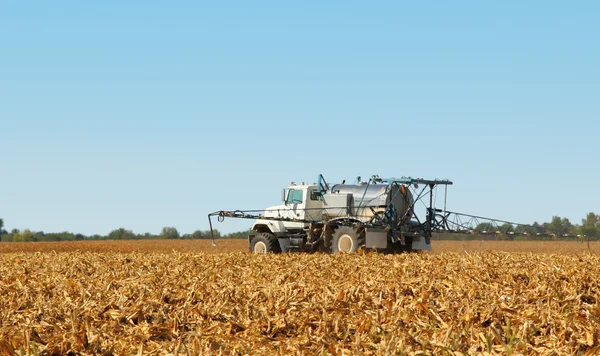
[286, 189, 303, 204]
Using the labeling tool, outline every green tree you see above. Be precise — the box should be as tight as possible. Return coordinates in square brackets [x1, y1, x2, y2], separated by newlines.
[546, 216, 572, 237]
[580, 212, 599, 239]
[22, 229, 35, 242]
[498, 223, 514, 233]
[224, 230, 252, 239]
[12, 232, 23, 242]
[12, 229, 35, 242]
[531, 222, 544, 235]
[34, 231, 46, 241]
[0, 220, 6, 236]
[10, 228, 21, 242]
[191, 230, 205, 239]
[475, 222, 498, 233]
[45, 232, 62, 241]
[160, 227, 180, 239]
[496, 223, 515, 240]
[108, 228, 135, 240]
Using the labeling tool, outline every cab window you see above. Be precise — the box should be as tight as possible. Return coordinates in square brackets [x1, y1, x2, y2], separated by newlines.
[310, 190, 321, 201]
[287, 189, 303, 204]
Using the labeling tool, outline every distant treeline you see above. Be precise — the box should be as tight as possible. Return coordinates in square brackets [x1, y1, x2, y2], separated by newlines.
[472, 213, 599, 240]
[0, 213, 598, 242]
[0, 221, 251, 242]
[433, 213, 599, 241]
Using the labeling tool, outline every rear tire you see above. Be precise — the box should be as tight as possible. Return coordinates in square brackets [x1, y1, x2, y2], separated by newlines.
[330, 226, 364, 254]
[250, 232, 281, 254]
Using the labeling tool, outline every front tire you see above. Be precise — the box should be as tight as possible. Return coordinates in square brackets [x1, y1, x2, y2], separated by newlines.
[250, 232, 281, 254]
[330, 226, 364, 253]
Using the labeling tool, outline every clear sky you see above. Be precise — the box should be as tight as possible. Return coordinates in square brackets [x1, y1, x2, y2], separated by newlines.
[1, 1, 599, 235]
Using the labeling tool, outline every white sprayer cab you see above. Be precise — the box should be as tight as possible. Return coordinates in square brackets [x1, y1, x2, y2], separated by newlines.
[251, 184, 320, 234]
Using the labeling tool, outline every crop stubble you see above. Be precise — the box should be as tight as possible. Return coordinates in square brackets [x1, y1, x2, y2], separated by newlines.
[0, 249, 599, 355]
[1, 239, 598, 254]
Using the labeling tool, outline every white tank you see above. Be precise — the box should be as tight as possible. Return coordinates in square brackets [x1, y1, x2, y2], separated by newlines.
[323, 183, 413, 223]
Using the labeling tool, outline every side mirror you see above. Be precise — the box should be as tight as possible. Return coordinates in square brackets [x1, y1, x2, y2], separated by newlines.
[281, 189, 286, 204]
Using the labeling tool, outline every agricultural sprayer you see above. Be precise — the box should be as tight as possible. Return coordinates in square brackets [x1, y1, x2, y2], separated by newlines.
[208, 174, 566, 253]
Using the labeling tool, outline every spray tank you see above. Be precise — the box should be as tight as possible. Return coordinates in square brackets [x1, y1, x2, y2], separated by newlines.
[321, 178, 414, 224]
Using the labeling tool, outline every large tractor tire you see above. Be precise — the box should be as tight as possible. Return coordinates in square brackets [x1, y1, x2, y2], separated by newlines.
[250, 232, 281, 254]
[330, 226, 364, 254]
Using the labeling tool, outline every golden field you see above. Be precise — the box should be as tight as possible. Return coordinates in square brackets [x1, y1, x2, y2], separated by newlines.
[1, 239, 599, 254]
[0, 241, 599, 355]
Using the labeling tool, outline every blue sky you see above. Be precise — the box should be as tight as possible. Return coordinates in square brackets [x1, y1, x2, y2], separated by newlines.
[1, 1, 599, 235]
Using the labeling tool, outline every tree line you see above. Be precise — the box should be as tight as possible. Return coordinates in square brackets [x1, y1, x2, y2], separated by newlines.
[434, 213, 600, 241]
[0, 219, 250, 242]
[472, 213, 598, 238]
[1, 213, 598, 243]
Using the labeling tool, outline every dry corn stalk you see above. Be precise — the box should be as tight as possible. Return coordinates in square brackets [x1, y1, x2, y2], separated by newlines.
[0, 250, 598, 355]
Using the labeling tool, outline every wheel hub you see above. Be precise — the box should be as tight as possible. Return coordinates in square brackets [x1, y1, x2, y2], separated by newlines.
[338, 234, 354, 253]
[254, 241, 267, 254]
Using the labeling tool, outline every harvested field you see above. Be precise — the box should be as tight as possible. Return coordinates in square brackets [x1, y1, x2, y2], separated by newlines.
[1, 251, 599, 354]
[1, 239, 599, 254]
[0, 239, 244, 254]
[432, 240, 600, 254]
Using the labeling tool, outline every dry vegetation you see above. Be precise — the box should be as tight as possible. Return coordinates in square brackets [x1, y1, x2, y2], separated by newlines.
[1, 239, 599, 255]
[0, 240, 245, 254]
[1, 246, 599, 355]
[432, 240, 600, 255]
